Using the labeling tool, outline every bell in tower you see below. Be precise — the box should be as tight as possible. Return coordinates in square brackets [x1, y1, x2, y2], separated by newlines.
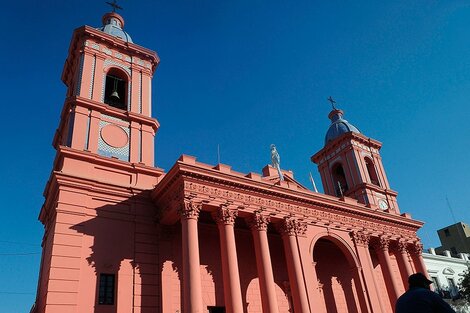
[311, 98, 400, 213]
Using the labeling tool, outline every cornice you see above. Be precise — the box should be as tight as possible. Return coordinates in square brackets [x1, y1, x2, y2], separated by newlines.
[151, 157, 423, 236]
[346, 182, 398, 197]
[422, 252, 470, 265]
[312, 132, 382, 163]
[74, 25, 159, 66]
[56, 146, 165, 177]
[67, 96, 160, 130]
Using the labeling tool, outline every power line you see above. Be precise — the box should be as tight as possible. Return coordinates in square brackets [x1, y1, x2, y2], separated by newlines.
[0, 240, 38, 247]
[0, 252, 40, 256]
[0, 291, 35, 295]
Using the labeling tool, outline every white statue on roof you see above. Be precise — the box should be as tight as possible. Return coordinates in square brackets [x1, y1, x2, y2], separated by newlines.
[270, 144, 284, 181]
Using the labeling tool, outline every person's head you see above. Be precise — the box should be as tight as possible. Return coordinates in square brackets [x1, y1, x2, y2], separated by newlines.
[408, 273, 433, 290]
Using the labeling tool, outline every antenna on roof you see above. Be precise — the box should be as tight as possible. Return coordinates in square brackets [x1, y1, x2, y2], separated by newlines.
[309, 172, 318, 192]
[446, 195, 457, 223]
[217, 144, 221, 164]
[106, 0, 123, 12]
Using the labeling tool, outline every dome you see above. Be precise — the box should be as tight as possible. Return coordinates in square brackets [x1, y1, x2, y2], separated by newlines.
[97, 12, 133, 43]
[324, 109, 361, 145]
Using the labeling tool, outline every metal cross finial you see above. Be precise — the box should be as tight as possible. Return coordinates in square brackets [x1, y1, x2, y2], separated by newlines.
[327, 96, 337, 110]
[106, 0, 123, 12]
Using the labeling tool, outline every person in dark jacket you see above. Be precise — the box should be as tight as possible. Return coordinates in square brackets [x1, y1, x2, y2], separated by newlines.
[396, 273, 456, 313]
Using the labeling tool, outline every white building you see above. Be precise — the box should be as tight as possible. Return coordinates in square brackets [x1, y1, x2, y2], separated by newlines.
[423, 248, 470, 312]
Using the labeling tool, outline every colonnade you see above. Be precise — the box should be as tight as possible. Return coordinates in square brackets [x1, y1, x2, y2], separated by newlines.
[350, 231, 427, 312]
[177, 199, 427, 313]
[178, 200, 310, 313]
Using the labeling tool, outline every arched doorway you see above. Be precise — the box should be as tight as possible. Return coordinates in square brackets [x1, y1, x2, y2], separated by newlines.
[313, 238, 366, 313]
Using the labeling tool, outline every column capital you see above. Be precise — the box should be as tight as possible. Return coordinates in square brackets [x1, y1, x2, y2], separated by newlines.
[178, 200, 202, 220]
[350, 231, 370, 247]
[212, 205, 238, 225]
[277, 216, 307, 237]
[247, 211, 270, 231]
[372, 236, 390, 251]
[409, 241, 424, 255]
[397, 240, 409, 254]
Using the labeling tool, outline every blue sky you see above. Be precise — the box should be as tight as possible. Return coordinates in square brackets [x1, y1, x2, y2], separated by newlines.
[1, 0, 470, 311]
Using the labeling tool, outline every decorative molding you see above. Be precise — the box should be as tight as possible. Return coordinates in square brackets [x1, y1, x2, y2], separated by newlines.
[409, 241, 423, 255]
[277, 216, 307, 237]
[155, 179, 419, 239]
[350, 231, 370, 247]
[103, 59, 131, 75]
[397, 240, 408, 254]
[97, 120, 130, 161]
[213, 205, 238, 225]
[182, 180, 417, 236]
[247, 211, 270, 231]
[75, 53, 84, 96]
[178, 200, 201, 220]
[89, 54, 96, 99]
[378, 236, 390, 250]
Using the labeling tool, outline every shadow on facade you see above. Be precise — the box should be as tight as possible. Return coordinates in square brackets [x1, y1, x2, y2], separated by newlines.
[313, 238, 367, 313]
[71, 200, 295, 313]
[71, 193, 161, 313]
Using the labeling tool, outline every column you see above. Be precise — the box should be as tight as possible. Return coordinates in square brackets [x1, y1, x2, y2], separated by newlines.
[179, 200, 203, 313]
[409, 242, 428, 277]
[396, 240, 413, 288]
[350, 231, 385, 313]
[278, 217, 310, 313]
[374, 236, 400, 302]
[213, 205, 243, 313]
[247, 212, 279, 313]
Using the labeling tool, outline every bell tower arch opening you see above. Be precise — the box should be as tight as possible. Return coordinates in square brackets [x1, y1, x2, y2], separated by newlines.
[331, 162, 349, 196]
[104, 68, 128, 110]
[365, 157, 380, 186]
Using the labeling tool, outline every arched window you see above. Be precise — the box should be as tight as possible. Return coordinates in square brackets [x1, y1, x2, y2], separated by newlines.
[332, 163, 348, 196]
[365, 157, 380, 186]
[104, 68, 127, 110]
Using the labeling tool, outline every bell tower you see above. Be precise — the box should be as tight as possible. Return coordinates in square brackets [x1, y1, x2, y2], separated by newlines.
[56, 11, 159, 167]
[311, 105, 400, 214]
[34, 11, 164, 313]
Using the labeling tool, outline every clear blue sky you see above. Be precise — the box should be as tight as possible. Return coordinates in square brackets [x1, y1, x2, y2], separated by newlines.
[1, 1, 470, 311]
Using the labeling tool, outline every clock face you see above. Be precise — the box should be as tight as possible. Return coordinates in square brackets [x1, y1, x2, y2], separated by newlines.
[378, 199, 389, 210]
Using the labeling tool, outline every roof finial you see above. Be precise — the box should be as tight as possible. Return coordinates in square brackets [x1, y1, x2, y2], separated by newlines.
[106, 0, 123, 12]
[327, 96, 337, 110]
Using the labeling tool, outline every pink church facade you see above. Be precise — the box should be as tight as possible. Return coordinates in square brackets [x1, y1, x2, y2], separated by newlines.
[32, 11, 427, 313]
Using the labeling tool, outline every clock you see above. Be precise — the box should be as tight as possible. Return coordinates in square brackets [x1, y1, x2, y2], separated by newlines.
[378, 199, 389, 210]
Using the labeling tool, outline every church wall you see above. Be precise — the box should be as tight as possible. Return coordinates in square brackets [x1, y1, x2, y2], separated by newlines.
[38, 183, 160, 313]
[199, 224, 225, 308]
[159, 223, 182, 313]
[36, 217, 56, 313]
[267, 233, 290, 313]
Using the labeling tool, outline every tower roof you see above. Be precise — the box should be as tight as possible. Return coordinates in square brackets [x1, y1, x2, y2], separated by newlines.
[324, 109, 361, 145]
[97, 12, 133, 43]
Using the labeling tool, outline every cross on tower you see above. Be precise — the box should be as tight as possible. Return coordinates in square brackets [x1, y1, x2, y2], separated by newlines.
[106, 0, 123, 12]
[327, 96, 337, 110]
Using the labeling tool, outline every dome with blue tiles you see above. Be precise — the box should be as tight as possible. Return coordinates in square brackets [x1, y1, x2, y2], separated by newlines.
[97, 12, 133, 43]
[324, 109, 361, 145]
